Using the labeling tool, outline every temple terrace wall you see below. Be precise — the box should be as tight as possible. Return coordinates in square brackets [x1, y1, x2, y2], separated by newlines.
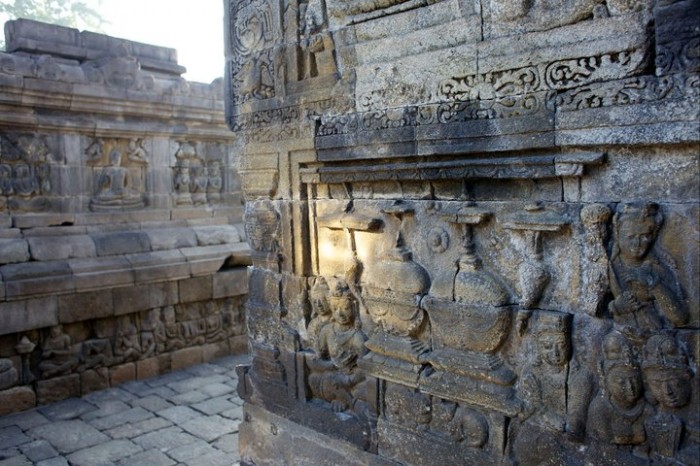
[0, 19, 249, 415]
[225, 0, 699, 465]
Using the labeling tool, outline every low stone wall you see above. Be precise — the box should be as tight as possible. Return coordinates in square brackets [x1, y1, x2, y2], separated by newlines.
[0, 19, 249, 415]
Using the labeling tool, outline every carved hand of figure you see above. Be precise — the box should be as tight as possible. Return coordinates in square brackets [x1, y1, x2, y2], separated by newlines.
[611, 290, 641, 316]
[331, 399, 348, 412]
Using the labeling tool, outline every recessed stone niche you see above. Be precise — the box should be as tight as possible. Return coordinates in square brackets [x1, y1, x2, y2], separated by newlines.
[225, 0, 699, 464]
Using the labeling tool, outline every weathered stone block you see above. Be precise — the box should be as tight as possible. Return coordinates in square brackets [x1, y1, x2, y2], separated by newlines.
[109, 363, 136, 386]
[193, 225, 241, 245]
[0, 386, 36, 416]
[178, 276, 212, 303]
[146, 228, 198, 251]
[69, 256, 134, 292]
[27, 235, 96, 261]
[171, 347, 203, 371]
[0, 297, 58, 336]
[213, 268, 249, 299]
[58, 290, 113, 323]
[136, 357, 160, 380]
[80, 368, 110, 396]
[126, 250, 191, 284]
[0, 239, 30, 264]
[92, 231, 151, 256]
[202, 342, 229, 363]
[36, 374, 80, 405]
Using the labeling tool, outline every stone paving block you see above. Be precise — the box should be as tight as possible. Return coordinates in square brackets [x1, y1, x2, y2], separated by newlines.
[0, 427, 30, 450]
[88, 406, 153, 431]
[132, 426, 198, 453]
[36, 458, 69, 466]
[0, 455, 32, 466]
[212, 433, 238, 454]
[116, 448, 176, 466]
[192, 395, 237, 416]
[0, 388, 36, 416]
[220, 405, 244, 421]
[167, 374, 227, 394]
[66, 439, 142, 466]
[165, 438, 216, 462]
[83, 387, 136, 405]
[18, 440, 58, 463]
[184, 449, 231, 466]
[105, 417, 172, 440]
[80, 400, 131, 423]
[169, 390, 209, 406]
[29, 419, 109, 454]
[0, 449, 18, 461]
[144, 370, 189, 388]
[199, 382, 235, 398]
[180, 414, 238, 442]
[182, 362, 226, 377]
[157, 406, 201, 424]
[129, 394, 174, 413]
[36, 374, 80, 406]
[119, 380, 152, 396]
[0, 410, 48, 430]
[37, 398, 96, 421]
[138, 385, 177, 400]
[170, 347, 203, 371]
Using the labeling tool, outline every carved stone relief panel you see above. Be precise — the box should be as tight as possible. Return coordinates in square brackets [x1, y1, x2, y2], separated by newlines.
[172, 141, 225, 207]
[0, 133, 59, 212]
[86, 137, 148, 211]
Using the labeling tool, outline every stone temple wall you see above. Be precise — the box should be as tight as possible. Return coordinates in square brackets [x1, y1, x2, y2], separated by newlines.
[225, 0, 699, 464]
[0, 19, 250, 415]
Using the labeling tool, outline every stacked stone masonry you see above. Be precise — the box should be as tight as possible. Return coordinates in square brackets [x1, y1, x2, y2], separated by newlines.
[0, 19, 250, 415]
[225, 0, 699, 465]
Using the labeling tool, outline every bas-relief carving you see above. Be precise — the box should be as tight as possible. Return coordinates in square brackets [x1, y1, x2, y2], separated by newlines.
[287, 196, 696, 463]
[228, 0, 277, 105]
[87, 137, 147, 212]
[173, 142, 225, 207]
[608, 202, 688, 337]
[0, 133, 56, 212]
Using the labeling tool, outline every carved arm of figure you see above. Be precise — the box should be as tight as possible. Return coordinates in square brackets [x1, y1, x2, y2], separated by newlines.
[652, 281, 688, 327]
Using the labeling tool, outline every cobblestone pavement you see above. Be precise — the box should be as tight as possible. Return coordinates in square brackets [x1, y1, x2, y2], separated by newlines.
[0, 354, 249, 466]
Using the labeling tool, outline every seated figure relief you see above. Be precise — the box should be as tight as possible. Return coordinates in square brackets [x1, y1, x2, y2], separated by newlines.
[38, 325, 79, 379]
[306, 280, 369, 413]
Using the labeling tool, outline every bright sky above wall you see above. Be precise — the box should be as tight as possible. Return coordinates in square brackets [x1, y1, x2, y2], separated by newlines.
[100, 0, 224, 83]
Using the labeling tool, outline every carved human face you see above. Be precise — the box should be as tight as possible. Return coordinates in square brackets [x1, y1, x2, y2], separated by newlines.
[647, 369, 692, 409]
[332, 298, 354, 326]
[606, 366, 643, 409]
[538, 333, 570, 368]
[618, 219, 656, 262]
[311, 293, 330, 317]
